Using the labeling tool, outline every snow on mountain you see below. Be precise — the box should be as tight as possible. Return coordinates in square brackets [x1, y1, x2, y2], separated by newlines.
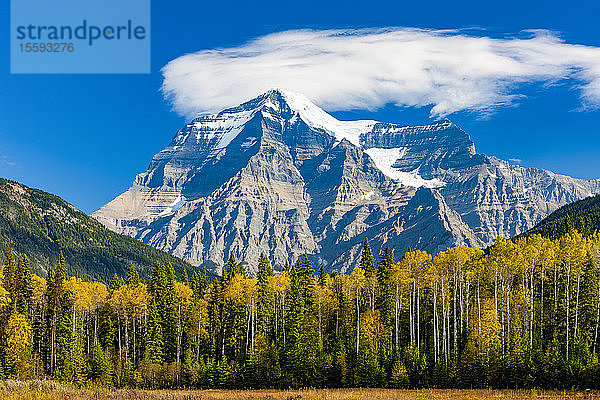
[364, 147, 446, 188]
[276, 89, 377, 146]
[158, 194, 187, 216]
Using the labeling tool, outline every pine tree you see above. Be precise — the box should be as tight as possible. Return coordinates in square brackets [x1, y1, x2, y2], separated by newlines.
[44, 251, 66, 376]
[56, 289, 75, 382]
[72, 316, 88, 386]
[225, 254, 237, 282]
[377, 247, 395, 331]
[126, 264, 140, 286]
[181, 268, 189, 284]
[238, 263, 247, 278]
[360, 239, 376, 275]
[89, 344, 111, 385]
[145, 299, 164, 365]
[257, 253, 274, 337]
[149, 263, 178, 362]
[318, 263, 326, 287]
[3, 244, 16, 299]
[110, 273, 124, 293]
[16, 255, 34, 315]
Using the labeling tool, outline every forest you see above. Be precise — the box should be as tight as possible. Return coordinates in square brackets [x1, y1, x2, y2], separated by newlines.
[1, 229, 600, 390]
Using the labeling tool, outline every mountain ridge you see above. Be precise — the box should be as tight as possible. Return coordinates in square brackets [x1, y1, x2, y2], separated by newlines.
[0, 177, 203, 282]
[92, 89, 600, 274]
[523, 193, 600, 239]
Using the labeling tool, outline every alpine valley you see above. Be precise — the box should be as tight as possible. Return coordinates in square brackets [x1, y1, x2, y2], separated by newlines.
[92, 89, 600, 275]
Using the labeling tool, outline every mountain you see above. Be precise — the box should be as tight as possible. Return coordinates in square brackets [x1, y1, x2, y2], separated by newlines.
[523, 194, 600, 239]
[0, 178, 199, 282]
[92, 89, 600, 275]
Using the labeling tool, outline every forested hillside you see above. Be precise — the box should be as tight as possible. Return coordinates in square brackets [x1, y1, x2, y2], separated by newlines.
[525, 194, 600, 239]
[1, 229, 600, 389]
[0, 178, 198, 282]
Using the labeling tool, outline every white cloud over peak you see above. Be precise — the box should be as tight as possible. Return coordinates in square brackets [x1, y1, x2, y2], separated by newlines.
[161, 28, 600, 118]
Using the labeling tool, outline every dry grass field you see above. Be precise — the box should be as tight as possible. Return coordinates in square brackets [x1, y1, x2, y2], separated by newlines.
[0, 381, 598, 400]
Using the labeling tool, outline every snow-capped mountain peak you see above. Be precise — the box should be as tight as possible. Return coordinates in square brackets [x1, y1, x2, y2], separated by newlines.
[93, 90, 600, 275]
[270, 89, 377, 146]
[181, 89, 376, 151]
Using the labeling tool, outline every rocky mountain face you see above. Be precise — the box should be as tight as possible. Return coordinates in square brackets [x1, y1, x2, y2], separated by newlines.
[92, 90, 600, 274]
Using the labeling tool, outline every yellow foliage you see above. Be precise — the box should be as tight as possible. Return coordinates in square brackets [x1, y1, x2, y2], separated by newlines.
[224, 273, 257, 305]
[110, 283, 149, 317]
[31, 274, 46, 304]
[174, 281, 193, 304]
[6, 313, 33, 378]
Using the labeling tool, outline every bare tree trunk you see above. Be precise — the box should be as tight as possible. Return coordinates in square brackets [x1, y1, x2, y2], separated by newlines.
[86, 312, 90, 355]
[433, 284, 437, 362]
[275, 295, 279, 345]
[507, 281, 511, 348]
[477, 280, 481, 339]
[117, 315, 122, 359]
[133, 318, 136, 364]
[594, 274, 600, 355]
[575, 271, 581, 339]
[251, 297, 255, 353]
[409, 286, 413, 344]
[501, 280, 505, 354]
[196, 309, 202, 363]
[50, 313, 57, 375]
[453, 274, 457, 353]
[72, 308, 76, 343]
[522, 275, 528, 343]
[283, 292, 286, 345]
[245, 305, 251, 354]
[417, 280, 421, 349]
[541, 267, 545, 345]
[318, 294, 322, 346]
[125, 314, 129, 361]
[530, 272, 534, 348]
[458, 273, 468, 337]
[94, 313, 98, 346]
[356, 288, 360, 354]
[395, 280, 400, 348]
[554, 268, 558, 315]
[176, 302, 182, 379]
[567, 264, 571, 360]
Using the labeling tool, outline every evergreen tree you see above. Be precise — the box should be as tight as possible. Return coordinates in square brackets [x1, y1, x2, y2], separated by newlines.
[126, 264, 140, 286]
[377, 247, 395, 330]
[145, 299, 164, 365]
[44, 251, 66, 376]
[89, 344, 112, 386]
[110, 273, 124, 293]
[225, 254, 237, 282]
[257, 253, 274, 337]
[72, 316, 88, 386]
[16, 255, 34, 315]
[360, 239, 376, 275]
[238, 263, 247, 278]
[56, 289, 75, 382]
[149, 263, 178, 362]
[318, 263, 326, 287]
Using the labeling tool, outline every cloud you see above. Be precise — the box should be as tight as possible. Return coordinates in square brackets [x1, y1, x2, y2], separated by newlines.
[509, 158, 522, 164]
[0, 155, 15, 167]
[161, 28, 600, 119]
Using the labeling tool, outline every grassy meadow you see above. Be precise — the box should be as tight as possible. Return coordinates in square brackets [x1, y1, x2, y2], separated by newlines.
[0, 381, 598, 400]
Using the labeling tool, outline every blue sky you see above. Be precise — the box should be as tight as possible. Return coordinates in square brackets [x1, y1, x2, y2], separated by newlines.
[1, 0, 599, 213]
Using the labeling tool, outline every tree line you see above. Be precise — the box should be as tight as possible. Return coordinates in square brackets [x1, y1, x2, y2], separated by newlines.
[1, 229, 600, 389]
